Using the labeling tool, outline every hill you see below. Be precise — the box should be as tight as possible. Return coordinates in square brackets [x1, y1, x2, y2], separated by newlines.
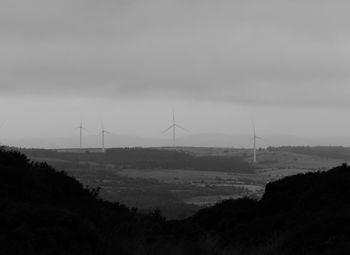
[0, 148, 165, 255]
[20, 147, 253, 173]
[181, 164, 350, 254]
[1, 148, 350, 254]
[270, 146, 350, 161]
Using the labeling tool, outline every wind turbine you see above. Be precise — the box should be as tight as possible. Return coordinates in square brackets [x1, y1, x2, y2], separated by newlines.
[163, 110, 189, 147]
[101, 124, 111, 153]
[252, 124, 263, 164]
[77, 121, 88, 150]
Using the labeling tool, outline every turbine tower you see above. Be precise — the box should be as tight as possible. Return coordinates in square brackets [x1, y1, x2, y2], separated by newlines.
[163, 110, 189, 147]
[101, 124, 111, 153]
[78, 121, 87, 150]
[253, 124, 262, 164]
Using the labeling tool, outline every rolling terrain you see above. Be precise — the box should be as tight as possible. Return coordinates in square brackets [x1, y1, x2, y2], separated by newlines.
[1, 148, 350, 254]
[19, 147, 254, 219]
[14, 146, 347, 219]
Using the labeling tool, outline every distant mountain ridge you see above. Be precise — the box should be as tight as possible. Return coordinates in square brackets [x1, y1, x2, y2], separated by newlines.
[3, 133, 350, 149]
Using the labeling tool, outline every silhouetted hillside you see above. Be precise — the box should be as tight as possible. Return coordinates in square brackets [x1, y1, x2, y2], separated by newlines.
[1, 148, 350, 254]
[0, 148, 164, 255]
[180, 164, 350, 254]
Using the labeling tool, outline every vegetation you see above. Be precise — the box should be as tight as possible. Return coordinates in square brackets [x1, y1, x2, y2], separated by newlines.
[20, 147, 253, 173]
[19, 147, 252, 220]
[0, 148, 164, 254]
[269, 146, 350, 160]
[1, 148, 350, 254]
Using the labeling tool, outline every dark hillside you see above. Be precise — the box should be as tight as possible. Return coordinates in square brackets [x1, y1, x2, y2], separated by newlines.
[181, 164, 350, 254]
[0, 148, 164, 255]
[1, 148, 350, 254]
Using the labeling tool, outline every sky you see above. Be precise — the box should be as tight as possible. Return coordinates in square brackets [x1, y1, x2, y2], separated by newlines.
[1, 0, 350, 143]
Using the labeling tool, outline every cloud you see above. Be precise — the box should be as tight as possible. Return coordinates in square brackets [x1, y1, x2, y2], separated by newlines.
[1, 0, 350, 106]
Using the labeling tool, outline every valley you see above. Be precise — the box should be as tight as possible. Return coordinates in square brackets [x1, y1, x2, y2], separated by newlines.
[18, 146, 346, 219]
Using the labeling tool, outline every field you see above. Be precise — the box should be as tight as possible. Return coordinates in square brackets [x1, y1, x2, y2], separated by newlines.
[171, 146, 343, 178]
[170, 146, 343, 169]
[18, 146, 346, 219]
[118, 168, 266, 206]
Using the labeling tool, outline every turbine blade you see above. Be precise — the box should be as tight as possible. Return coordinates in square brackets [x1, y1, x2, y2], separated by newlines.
[251, 120, 256, 135]
[162, 125, 174, 133]
[175, 124, 190, 132]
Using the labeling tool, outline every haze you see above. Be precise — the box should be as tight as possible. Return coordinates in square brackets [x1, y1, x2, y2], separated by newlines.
[1, 0, 350, 146]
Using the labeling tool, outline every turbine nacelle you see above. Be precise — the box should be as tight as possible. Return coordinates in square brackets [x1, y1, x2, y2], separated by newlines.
[77, 121, 88, 149]
[101, 123, 114, 152]
[252, 123, 264, 164]
[162, 111, 189, 147]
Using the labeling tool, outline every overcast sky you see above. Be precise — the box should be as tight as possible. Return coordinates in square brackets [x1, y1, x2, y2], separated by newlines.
[1, 0, 350, 143]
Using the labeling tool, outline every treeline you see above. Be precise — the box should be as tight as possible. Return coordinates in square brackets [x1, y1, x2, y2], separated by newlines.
[2, 148, 350, 254]
[172, 164, 350, 254]
[269, 146, 350, 160]
[21, 147, 253, 172]
[0, 148, 165, 255]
